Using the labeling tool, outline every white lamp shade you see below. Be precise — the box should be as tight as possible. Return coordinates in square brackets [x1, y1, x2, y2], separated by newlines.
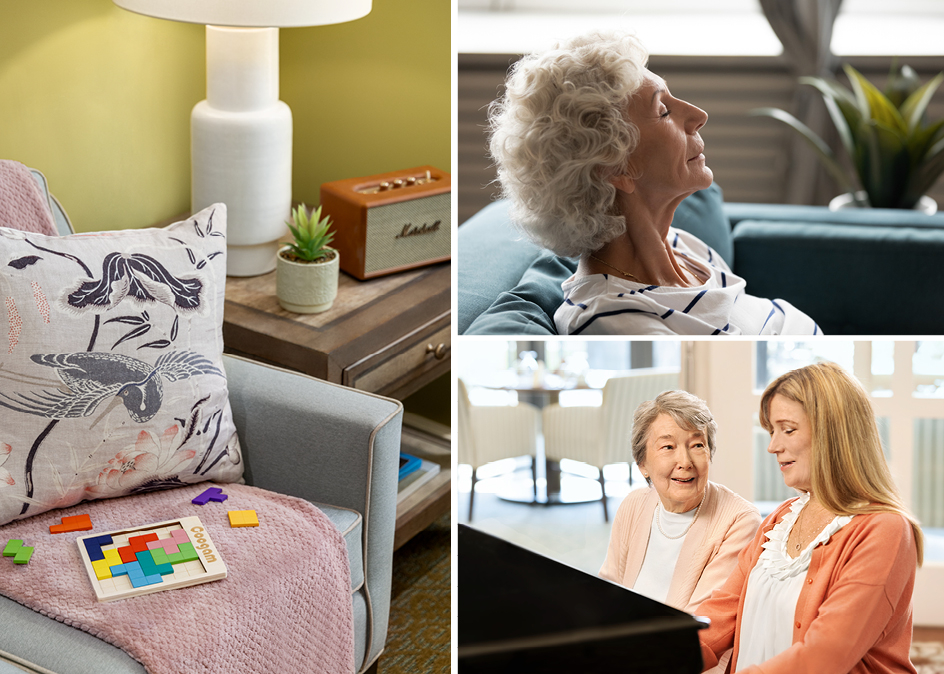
[111, 0, 371, 27]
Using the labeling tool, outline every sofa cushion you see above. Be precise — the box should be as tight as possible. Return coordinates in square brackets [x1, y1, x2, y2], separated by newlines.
[465, 252, 577, 335]
[460, 183, 731, 335]
[0, 205, 243, 527]
[457, 200, 545, 334]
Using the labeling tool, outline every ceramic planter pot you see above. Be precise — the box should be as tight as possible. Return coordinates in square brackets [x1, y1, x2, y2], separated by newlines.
[276, 246, 340, 314]
[829, 191, 938, 215]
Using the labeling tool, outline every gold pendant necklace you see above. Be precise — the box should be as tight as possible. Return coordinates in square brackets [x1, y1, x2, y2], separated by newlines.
[589, 254, 642, 283]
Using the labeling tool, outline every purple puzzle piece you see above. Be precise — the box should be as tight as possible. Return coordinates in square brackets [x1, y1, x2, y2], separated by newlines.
[192, 487, 225, 505]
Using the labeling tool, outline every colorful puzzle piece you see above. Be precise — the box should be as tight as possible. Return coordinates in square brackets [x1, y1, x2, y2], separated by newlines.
[135, 550, 173, 577]
[117, 545, 137, 563]
[91, 548, 123, 580]
[83, 535, 114, 562]
[110, 561, 163, 588]
[3, 539, 33, 565]
[228, 510, 259, 528]
[147, 528, 189, 556]
[77, 517, 227, 602]
[128, 533, 159, 553]
[192, 487, 228, 505]
[50, 514, 93, 534]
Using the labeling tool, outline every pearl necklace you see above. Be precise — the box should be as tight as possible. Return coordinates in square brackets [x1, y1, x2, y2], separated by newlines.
[656, 488, 708, 540]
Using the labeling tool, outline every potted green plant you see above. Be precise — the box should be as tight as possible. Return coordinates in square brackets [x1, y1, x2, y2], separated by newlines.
[752, 64, 944, 212]
[276, 204, 339, 314]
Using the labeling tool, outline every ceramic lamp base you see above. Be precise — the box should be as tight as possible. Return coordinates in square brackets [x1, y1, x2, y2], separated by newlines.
[191, 26, 293, 277]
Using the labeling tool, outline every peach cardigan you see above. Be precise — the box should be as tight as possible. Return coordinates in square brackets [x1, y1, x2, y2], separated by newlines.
[599, 481, 762, 614]
[697, 498, 919, 674]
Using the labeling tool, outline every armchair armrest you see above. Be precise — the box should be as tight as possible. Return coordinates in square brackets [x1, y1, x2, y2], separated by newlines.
[222, 354, 402, 668]
[731, 220, 944, 335]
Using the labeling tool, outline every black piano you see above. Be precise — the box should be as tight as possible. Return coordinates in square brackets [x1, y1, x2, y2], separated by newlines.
[459, 524, 708, 673]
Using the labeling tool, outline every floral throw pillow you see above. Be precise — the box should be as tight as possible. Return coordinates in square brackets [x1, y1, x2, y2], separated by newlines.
[0, 204, 242, 526]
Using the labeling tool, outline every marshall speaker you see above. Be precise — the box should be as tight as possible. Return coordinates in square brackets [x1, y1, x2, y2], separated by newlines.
[320, 165, 450, 280]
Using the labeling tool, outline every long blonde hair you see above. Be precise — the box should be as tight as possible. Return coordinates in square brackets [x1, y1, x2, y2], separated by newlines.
[759, 361, 923, 566]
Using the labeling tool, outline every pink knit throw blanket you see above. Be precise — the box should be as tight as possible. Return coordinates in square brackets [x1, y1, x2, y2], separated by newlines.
[0, 160, 58, 235]
[0, 483, 355, 673]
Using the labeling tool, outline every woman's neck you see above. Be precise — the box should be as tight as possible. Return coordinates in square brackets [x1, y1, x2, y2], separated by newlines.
[577, 189, 698, 286]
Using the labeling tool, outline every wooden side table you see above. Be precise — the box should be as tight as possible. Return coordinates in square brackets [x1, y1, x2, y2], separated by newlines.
[223, 262, 450, 400]
[222, 261, 452, 548]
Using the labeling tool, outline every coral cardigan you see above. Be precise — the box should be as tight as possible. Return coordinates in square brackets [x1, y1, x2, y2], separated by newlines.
[696, 498, 919, 674]
[599, 481, 761, 613]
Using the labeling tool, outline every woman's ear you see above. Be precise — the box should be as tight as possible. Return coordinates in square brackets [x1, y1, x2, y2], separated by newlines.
[610, 173, 635, 194]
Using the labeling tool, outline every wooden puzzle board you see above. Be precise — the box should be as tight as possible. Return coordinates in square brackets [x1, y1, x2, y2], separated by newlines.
[77, 516, 227, 602]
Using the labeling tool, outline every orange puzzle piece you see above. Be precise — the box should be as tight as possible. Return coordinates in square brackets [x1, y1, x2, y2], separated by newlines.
[49, 514, 93, 534]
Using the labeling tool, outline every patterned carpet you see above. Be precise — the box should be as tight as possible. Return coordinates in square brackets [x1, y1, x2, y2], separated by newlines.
[378, 513, 451, 673]
[914, 643, 944, 674]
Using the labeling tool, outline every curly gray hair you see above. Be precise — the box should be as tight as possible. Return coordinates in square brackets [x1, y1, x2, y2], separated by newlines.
[487, 31, 649, 258]
[631, 390, 717, 485]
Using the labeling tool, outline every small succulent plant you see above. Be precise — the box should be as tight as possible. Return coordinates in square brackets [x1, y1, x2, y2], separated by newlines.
[283, 204, 335, 263]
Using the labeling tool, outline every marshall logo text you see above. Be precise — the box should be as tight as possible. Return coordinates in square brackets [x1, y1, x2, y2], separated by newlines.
[395, 220, 441, 239]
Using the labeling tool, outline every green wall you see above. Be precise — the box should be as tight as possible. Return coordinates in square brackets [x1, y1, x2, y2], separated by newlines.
[0, 1, 450, 233]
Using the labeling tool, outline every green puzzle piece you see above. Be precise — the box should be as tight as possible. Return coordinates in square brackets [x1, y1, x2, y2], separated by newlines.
[3, 540, 23, 557]
[136, 550, 173, 576]
[149, 547, 171, 566]
[14, 545, 33, 565]
[177, 542, 199, 563]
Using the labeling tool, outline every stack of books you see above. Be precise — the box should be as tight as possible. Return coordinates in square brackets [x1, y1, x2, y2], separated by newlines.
[398, 452, 441, 505]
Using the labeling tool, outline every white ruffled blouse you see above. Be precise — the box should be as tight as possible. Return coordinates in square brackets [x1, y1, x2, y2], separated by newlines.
[736, 493, 854, 669]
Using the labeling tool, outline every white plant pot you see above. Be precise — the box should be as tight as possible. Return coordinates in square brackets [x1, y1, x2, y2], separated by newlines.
[829, 191, 938, 215]
[276, 246, 340, 314]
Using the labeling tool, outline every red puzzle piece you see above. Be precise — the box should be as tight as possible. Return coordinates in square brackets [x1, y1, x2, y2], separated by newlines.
[49, 514, 93, 534]
[128, 533, 159, 553]
[117, 545, 137, 563]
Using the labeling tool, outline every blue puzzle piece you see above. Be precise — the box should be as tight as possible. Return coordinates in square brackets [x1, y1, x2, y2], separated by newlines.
[110, 560, 145, 579]
[130, 573, 163, 588]
[83, 535, 113, 563]
[136, 550, 173, 577]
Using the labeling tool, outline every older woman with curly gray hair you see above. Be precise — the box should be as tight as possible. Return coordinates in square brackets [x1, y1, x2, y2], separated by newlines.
[599, 390, 760, 617]
[488, 31, 820, 336]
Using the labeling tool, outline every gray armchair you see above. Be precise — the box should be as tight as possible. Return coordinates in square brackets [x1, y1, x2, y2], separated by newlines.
[0, 356, 402, 674]
[0, 169, 402, 674]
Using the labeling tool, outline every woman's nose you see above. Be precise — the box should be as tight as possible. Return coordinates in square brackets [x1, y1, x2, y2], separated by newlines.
[677, 449, 694, 468]
[766, 435, 779, 454]
[688, 103, 708, 133]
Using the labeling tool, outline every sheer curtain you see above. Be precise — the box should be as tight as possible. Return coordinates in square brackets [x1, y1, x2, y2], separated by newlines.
[760, 0, 845, 205]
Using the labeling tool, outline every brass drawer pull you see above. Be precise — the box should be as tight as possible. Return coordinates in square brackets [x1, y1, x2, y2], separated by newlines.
[426, 343, 448, 360]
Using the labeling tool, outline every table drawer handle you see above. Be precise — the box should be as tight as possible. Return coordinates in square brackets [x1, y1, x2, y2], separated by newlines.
[426, 343, 448, 360]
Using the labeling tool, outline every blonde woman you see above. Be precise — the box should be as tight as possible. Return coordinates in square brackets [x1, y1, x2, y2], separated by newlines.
[697, 362, 923, 674]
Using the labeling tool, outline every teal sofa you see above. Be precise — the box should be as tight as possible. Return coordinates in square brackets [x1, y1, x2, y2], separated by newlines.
[458, 183, 944, 335]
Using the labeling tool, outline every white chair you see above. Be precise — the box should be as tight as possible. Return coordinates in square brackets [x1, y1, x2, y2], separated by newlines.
[542, 369, 680, 522]
[458, 379, 540, 521]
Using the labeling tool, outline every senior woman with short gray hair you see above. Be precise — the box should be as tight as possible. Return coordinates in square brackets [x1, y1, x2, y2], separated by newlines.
[488, 31, 820, 335]
[599, 390, 760, 616]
